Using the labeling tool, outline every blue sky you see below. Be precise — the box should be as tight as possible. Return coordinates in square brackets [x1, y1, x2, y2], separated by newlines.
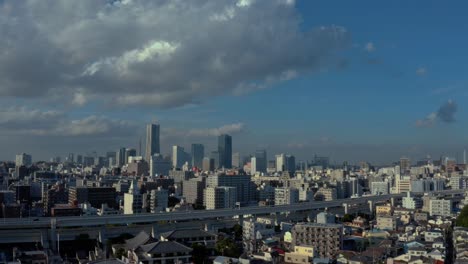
[150, 1, 468, 163]
[0, 0, 466, 164]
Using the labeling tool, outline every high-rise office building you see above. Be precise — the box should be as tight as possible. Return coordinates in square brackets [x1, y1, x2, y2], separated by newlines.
[286, 155, 296, 173]
[149, 187, 168, 213]
[218, 134, 232, 168]
[82, 156, 94, 167]
[276, 154, 286, 172]
[116, 148, 126, 167]
[125, 148, 137, 164]
[172, 146, 188, 169]
[150, 154, 171, 176]
[183, 177, 206, 206]
[232, 152, 241, 168]
[210, 151, 220, 169]
[204, 186, 237, 210]
[145, 123, 160, 162]
[251, 157, 258, 175]
[15, 153, 32, 167]
[206, 174, 255, 204]
[202, 157, 215, 172]
[275, 187, 299, 205]
[124, 180, 142, 214]
[76, 155, 83, 164]
[67, 153, 74, 163]
[254, 149, 267, 173]
[400, 157, 410, 174]
[69, 186, 117, 208]
[191, 144, 204, 168]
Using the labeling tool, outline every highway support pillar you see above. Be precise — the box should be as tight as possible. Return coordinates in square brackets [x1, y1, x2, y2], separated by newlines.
[274, 212, 280, 226]
[99, 228, 108, 258]
[50, 218, 57, 252]
[41, 230, 49, 249]
[368, 200, 374, 214]
[151, 224, 157, 238]
[238, 214, 244, 227]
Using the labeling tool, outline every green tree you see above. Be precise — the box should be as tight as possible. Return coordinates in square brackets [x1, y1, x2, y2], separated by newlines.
[342, 214, 354, 223]
[191, 243, 209, 264]
[456, 205, 468, 227]
[232, 224, 243, 240]
[215, 238, 241, 258]
[115, 248, 126, 259]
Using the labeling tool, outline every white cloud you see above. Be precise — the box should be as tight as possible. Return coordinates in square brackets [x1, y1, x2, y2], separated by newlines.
[187, 123, 245, 137]
[0, 0, 349, 108]
[53, 116, 135, 136]
[364, 42, 375, 52]
[83, 40, 180, 76]
[416, 67, 427, 76]
[0, 107, 136, 137]
[0, 107, 63, 129]
[415, 112, 437, 127]
[72, 91, 88, 106]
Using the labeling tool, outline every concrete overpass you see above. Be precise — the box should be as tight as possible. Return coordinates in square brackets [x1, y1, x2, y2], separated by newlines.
[0, 189, 463, 250]
[0, 194, 402, 229]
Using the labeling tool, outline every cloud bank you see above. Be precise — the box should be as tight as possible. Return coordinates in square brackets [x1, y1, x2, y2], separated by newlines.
[0, 0, 349, 108]
[0, 107, 137, 137]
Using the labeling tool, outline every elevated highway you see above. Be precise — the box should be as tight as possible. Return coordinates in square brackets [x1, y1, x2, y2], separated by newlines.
[0, 189, 463, 249]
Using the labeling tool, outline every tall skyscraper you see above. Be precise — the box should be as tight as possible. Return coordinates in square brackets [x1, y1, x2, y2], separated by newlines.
[125, 148, 137, 164]
[400, 157, 410, 174]
[286, 154, 296, 173]
[145, 123, 160, 162]
[218, 134, 232, 168]
[150, 154, 171, 176]
[191, 144, 204, 168]
[276, 154, 286, 172]
[67, 153, 74, 163]
[254, 149, 267, 173]
[172, 146, 188, 169]
[202, 157, 215, 171]
[210, 151, 220, 169]
[464, 149, 467, 165]
[15, 153, 32, 167]
[232, 152, 241, 168]
[116, 148, 126, 167]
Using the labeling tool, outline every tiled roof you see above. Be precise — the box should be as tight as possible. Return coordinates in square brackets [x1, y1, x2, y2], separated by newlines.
[139, 241, 192, 254]
[160, 229, 215, 240]
[125, 231, 155, 250]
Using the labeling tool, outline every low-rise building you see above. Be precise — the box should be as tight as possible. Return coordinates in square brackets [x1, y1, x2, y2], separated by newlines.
[291, 223, 343, 259]
[285, 245, 315, 264]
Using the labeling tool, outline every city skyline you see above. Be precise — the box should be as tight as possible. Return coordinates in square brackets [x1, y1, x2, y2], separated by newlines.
[0, 1, 467, 163]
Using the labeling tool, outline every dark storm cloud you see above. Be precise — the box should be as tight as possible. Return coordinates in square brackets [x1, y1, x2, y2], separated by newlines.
[416, 100, 458, 127]
[0, 0, 350, 108]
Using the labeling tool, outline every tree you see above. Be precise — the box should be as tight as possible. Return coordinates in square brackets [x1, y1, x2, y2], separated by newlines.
[232, 224, 243, 240]
[115, 248, 126, 259]
[342, 214, 354, 223]
[191, 243, 208, 264]
[456, 204, 468, 227]
[215, 238, 241, 258]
